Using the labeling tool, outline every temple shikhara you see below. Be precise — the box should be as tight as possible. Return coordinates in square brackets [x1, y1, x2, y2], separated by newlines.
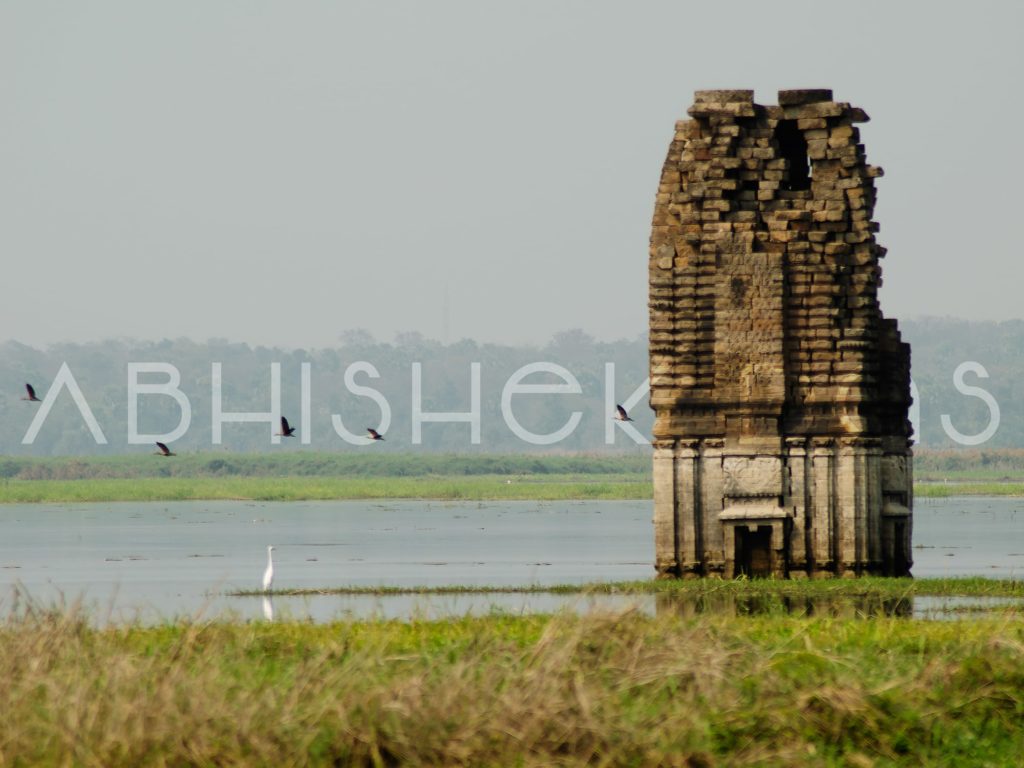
[648, 89, 913, 579]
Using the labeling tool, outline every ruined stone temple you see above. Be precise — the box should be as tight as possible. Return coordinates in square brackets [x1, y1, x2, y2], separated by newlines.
[648, 89, 913, 579]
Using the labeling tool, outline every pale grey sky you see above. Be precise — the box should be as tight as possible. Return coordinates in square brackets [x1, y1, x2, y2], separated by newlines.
[1, 2, 1020, 349]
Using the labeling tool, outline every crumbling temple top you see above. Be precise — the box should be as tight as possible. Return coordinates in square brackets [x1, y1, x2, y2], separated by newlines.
[648, 89, 912, 579]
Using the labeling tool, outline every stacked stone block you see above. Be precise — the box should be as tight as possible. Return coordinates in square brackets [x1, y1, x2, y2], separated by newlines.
[649, 89, 912, 579]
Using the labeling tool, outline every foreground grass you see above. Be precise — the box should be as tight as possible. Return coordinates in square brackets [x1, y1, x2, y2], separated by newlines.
[2, 606, 1022, 766]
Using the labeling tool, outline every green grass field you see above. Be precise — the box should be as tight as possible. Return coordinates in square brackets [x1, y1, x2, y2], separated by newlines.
[914, 481, 1024, 498]
[3, 474, 1024, 503]
[0, 473, 651, 502]
[3, 594, 1022, 766]
[2, 451, 1024, 502]
[0, 452, 654, 502]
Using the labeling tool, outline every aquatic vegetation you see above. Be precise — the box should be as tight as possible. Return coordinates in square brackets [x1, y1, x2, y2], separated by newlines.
[232, 575, 1024, 599]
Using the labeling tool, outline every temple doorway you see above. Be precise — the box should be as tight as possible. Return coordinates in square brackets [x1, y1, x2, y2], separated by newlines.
[736, 525, 773, 577]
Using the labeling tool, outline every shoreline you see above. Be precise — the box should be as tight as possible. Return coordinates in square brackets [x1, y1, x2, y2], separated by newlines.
[2, 476, 1024, 503]
[227, 576, 1024, 598]
[0, 475, 651, 503]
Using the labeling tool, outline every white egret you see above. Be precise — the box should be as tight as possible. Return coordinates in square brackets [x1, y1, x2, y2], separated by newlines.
[262, 545, 275, 593]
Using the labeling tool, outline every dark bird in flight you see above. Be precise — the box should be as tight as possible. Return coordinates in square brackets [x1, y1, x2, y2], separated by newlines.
[21, 383, 41, 402]
[155, 442, 176, 457]
[614, 404, 634, 422]
[277, 417, 296, 437]
[367, 428, 385, 441]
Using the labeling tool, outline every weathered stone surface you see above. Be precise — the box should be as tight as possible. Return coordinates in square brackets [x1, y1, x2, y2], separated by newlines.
[723, 457, 783, 497]
[777, 88, 833, 106]
[694, 89, 754, 104]
[648, 89, 913, 580]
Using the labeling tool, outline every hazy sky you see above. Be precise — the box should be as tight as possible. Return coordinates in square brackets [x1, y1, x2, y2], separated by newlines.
[1, 2, 1020, 349]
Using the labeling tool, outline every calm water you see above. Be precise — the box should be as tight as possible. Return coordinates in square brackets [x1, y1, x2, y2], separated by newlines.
[0, 497, 1020, 623]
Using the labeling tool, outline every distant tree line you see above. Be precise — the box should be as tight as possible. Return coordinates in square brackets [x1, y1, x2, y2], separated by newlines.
[0, 318, 1019, 456]
[0, 330, 649, 456]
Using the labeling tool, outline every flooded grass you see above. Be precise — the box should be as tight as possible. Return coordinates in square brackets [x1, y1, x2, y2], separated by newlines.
[232, 576, 1024, 598]
[2, 603, 1022, 765]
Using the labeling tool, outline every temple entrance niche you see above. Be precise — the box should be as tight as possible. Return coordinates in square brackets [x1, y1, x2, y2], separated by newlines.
[736, 526, 772, 577]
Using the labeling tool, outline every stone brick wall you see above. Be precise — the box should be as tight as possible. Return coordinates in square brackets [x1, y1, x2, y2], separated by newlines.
[649, 89, 912, 579]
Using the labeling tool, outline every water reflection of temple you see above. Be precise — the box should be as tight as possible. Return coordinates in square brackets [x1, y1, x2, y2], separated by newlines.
[655, 592, 914, 619]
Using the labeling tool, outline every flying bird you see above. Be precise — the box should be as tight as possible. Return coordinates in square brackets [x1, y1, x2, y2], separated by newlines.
[155, 441, 175, 457]
[21, 383, 40, 402]
[614, 404, 634, 422]
[262, 545, 275, 593]
[367, 428, 385, 441]
[277, 416, 296, 437]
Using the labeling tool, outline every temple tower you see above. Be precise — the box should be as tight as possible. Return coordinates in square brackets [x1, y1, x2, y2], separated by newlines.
[648, 89, 912, 578]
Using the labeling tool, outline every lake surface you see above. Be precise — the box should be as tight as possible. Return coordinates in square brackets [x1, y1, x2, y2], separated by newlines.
[0, 497, 1021, 623]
